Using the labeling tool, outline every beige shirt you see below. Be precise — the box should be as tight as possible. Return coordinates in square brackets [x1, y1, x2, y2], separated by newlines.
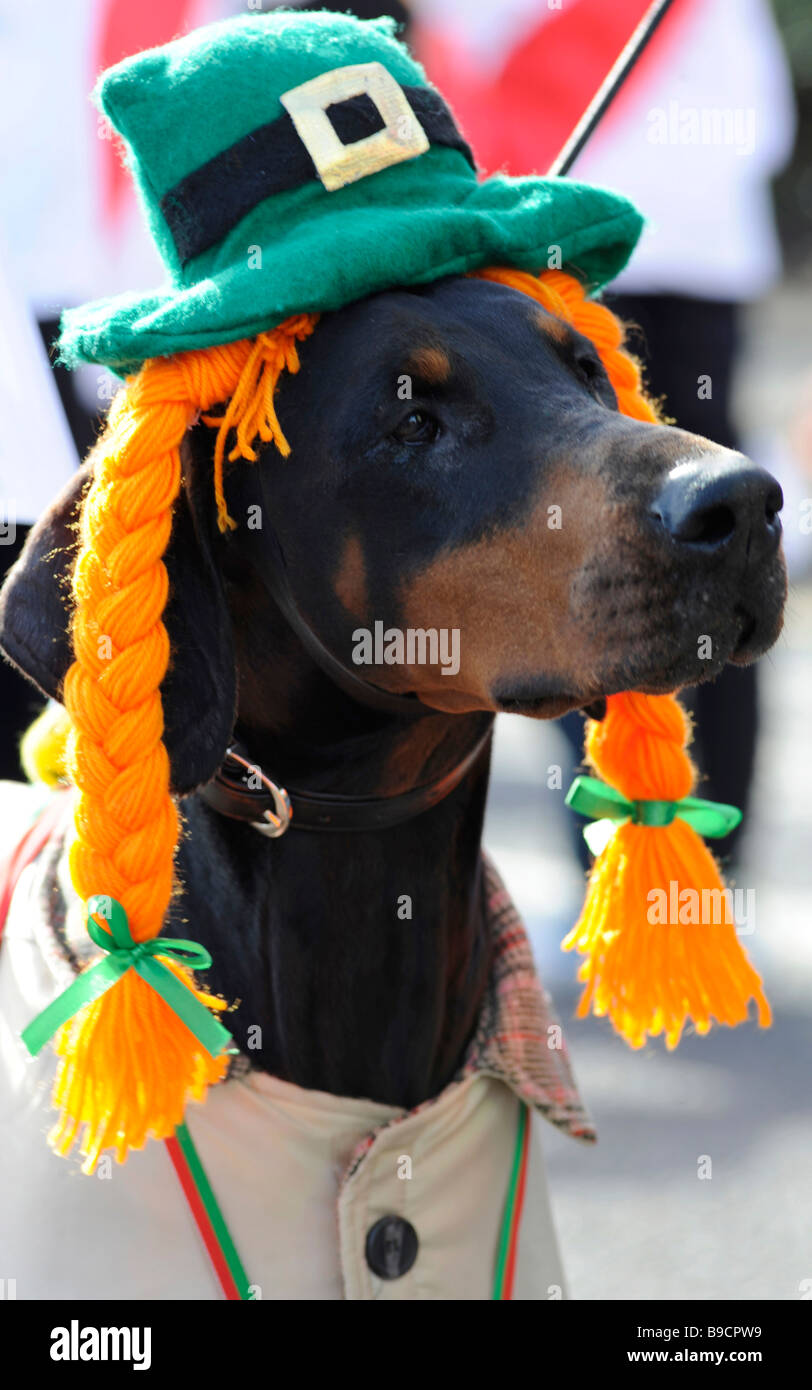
[0, 783, 593, 1300]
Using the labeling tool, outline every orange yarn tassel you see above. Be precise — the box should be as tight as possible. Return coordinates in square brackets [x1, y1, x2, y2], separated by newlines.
[47, 313, 317, 1171]
[562, 694, 771, 1048]
[50, 968, 230, 1172]
[202, 313, 317, 532]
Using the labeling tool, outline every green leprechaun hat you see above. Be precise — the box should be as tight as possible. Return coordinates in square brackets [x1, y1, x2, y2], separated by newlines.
[59, 8, 644, 374]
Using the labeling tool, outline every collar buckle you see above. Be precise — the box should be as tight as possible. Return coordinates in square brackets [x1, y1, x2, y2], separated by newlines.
[224, 745, 292, 838]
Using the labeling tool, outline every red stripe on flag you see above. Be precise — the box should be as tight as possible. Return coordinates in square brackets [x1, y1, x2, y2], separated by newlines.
[418, 0, 704, 177]
[93, 0, 198, 229]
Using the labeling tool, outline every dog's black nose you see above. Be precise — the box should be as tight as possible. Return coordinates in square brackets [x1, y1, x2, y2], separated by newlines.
[651, 455, 783, 553]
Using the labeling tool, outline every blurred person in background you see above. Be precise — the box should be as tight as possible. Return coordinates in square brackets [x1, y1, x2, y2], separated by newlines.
[0, 0, 236, 779]
[414, 0, 797, 865]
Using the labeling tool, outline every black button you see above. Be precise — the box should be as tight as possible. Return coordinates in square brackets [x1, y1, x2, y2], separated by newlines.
[365, 1215, 418, 1280]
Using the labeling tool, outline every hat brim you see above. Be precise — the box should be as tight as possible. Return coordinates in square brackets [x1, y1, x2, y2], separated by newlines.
[59, 155, 644, 375]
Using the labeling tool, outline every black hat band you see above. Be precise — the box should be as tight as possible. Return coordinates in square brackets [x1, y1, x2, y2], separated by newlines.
[161, 84, 475, 267]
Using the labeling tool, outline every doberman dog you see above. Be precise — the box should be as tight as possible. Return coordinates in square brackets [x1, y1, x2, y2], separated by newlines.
[0, 274, 786, 1114]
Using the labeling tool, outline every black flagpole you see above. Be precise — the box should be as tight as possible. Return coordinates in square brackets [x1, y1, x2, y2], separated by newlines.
[548, 0, 678, 177]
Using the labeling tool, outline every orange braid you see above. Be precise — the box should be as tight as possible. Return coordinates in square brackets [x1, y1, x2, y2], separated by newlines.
[470, 266, 659, 422]
[53, 313, 317, 1171]
[475, 267, 769, 1050]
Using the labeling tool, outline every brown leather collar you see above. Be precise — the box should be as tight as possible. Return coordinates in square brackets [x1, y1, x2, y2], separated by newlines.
[198, 728, 493, 835]
[199, 516, 494, 834]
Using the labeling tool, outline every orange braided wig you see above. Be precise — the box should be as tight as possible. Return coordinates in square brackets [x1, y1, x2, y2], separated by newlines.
[55, 314, 317, 1171]
[42, 269, 767, 1170]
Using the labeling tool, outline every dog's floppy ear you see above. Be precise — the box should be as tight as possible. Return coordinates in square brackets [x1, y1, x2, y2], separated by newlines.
[162, 460, 237, 793]
[0, 460, 236, 795]
[0, 463, 90, 703]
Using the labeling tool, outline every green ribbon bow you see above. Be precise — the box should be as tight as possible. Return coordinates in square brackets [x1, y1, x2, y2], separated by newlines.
[565, 775, 742, 856]
[21, 895, 232, 1059]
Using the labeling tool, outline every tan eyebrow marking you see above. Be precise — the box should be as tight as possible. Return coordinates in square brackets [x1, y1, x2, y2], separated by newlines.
[405, 345, 452, 383]
[334, 532, 368, 618]
[532, 308, 569, 344]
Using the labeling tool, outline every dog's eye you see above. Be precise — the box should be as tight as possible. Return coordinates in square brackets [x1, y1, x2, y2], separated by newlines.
[575, 352, 604, 387]
[572, 350, 617, 407]
[391, 409, 440, 445]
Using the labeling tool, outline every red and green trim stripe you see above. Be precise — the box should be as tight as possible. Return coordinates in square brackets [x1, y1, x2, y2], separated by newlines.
[165, 1122, 252, 1301]
[492, 1103, 531, 1300]
[167, 1102, 530, 1301]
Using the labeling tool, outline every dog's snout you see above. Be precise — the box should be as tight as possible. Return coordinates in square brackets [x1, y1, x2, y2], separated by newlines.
[650, 455, 783, 554]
